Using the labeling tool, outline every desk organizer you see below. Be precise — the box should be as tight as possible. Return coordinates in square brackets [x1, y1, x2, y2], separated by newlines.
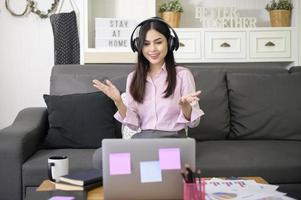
[183, 179, 205, 200]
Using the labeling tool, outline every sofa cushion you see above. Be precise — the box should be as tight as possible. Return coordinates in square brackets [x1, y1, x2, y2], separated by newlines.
[188, 68, 230, 140]
[50, 64, 132, 95]
[195, 140, 301, 184]
[227, 72, 301, 140]
[43, 92, 117, 148]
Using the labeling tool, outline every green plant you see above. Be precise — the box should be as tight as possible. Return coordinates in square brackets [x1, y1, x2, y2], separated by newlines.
[158, 0, 183, 13]
[265, 0, 293, 11]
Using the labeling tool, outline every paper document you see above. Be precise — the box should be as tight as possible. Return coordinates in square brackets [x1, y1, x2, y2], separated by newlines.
[204, 178, 296, 200]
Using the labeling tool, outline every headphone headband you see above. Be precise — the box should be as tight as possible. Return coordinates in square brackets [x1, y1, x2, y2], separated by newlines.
[130, 17, 179, 52]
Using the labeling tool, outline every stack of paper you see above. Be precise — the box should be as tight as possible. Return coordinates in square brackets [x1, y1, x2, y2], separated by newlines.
[204, 178, 296, 200]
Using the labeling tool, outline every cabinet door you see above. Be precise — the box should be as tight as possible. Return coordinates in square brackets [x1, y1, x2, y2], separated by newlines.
[174, 29, 202, 62]
[250, 30, 291, 59]
[204, 31, 246, 59]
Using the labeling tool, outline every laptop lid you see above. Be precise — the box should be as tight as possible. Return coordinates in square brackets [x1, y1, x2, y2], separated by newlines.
[102, 138, 196, 200]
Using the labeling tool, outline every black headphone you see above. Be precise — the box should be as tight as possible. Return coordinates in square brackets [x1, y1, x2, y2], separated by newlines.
[130, 17, 180, 52]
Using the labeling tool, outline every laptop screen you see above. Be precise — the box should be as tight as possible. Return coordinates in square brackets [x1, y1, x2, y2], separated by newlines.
[102, 138, 196, 200]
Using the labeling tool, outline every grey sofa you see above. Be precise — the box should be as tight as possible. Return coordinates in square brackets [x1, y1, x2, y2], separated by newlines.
[1, 63, 301, 200]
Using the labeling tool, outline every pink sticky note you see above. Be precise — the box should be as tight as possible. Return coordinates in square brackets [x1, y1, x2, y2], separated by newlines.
[159, 148, 181, 170]
[109, 153, 131, 175]
[48, 196, 75, 200]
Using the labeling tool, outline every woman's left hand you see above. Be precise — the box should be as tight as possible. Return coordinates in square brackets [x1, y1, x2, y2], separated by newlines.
[178, 91, 201, 107]
[178, 90, 201, 121]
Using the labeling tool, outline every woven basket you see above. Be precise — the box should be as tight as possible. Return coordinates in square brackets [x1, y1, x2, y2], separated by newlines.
[270, 10, 291, 27]
[161, 11, 181, 28]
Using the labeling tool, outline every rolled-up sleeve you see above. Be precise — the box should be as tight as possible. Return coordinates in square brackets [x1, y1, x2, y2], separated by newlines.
[176, 70, 204, 128]
[114, 72, 140, 130]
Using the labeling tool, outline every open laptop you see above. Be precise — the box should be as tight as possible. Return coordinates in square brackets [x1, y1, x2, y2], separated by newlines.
[102, 138, 196, 200]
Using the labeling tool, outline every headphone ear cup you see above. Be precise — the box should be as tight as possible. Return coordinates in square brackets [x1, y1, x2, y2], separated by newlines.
[169, 36, 178, 51]
[132, 37, 139, 52]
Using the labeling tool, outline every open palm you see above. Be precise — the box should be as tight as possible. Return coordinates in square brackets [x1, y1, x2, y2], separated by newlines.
[92, 79, 121, 102]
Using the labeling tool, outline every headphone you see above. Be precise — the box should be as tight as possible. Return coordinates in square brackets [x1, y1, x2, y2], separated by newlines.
[130, 17, 180, 52]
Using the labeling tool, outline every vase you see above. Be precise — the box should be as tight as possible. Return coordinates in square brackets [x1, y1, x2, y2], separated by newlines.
[269, 10, 291, 27]
[161, 11, 181, 28]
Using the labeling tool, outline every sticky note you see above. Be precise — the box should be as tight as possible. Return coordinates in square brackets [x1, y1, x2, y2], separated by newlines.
[109, 153, 131, 175]
[48, 196, 75, 200]
[140, 161, 162, 183]
[159, 148, 181, 170]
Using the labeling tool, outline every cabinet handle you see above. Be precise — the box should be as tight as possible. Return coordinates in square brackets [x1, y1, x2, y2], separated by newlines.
[179, 42, 185, 47]
[220, 42, 231, 48]
[265, 41, 275, 47]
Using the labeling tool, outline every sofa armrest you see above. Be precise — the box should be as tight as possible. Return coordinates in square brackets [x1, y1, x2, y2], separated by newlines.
[0, 107, 48, 200]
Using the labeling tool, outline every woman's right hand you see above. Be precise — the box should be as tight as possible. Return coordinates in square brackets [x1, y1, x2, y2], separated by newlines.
[92, 79, 121, 103]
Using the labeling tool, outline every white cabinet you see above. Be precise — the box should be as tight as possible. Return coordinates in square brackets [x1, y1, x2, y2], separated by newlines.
[249, 30, 291, 60]
[204, 31, 246, 59]
[173, 28, 294, 63]
[174, 29, 202, 62]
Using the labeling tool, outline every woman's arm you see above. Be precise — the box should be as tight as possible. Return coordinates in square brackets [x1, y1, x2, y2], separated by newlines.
[114, 98, 127, 119]
[179, 91, 201, 120]
[176, 68, 204, 128]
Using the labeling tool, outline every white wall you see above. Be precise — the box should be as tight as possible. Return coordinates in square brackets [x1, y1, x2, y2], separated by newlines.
[0, 0, 84, 129]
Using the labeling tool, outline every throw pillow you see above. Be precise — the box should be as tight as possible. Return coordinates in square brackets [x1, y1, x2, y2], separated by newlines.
[227, 72, 301, 140]
[188, 68, 230, 140]
[43, 92, 118, 148]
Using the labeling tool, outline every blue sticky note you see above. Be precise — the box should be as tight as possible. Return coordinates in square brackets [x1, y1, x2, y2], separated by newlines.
[140, 161, 162, 183]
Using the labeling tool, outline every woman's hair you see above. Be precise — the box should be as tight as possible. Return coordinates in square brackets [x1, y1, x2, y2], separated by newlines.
[130, 19, 177, 103]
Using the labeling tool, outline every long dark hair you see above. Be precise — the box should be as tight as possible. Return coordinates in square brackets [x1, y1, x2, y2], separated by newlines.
[130, 19, 177, 103]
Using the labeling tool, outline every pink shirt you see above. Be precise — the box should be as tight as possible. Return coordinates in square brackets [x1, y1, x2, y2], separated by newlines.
[114, 64, 204, 131]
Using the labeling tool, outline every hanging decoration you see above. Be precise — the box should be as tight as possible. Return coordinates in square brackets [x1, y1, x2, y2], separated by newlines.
[5, 0, 60, 19]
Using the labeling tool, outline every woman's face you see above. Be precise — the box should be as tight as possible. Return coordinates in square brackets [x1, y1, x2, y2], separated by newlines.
[142, 29, 168, 68]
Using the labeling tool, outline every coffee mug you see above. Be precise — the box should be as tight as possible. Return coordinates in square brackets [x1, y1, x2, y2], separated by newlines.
[48, 156, 69, 182]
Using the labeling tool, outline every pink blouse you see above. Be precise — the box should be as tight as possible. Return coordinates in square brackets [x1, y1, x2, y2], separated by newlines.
[114, 64, 204, 131]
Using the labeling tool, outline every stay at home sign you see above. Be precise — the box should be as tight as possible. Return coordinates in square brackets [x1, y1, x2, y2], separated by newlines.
[95, 18, 137, 49]
[195, 7, 257, 28]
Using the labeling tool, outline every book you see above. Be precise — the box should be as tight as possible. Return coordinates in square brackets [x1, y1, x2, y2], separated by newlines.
[55, 181, 101, 191]
[59, 169, 102, 186]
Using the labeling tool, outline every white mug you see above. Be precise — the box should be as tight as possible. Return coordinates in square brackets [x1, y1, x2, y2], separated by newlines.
[48, 156, 69, 182]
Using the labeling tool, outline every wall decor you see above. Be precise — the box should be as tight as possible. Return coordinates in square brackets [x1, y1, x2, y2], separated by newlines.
[95, 18, 138, 49]
[5, 0, 60, 18]
[195, 7, 257, 28]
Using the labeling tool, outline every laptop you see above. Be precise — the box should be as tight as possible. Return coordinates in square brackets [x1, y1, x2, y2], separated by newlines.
[102, 138, 196, 200]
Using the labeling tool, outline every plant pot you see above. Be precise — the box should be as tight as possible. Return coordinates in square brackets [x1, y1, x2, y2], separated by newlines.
[269, 10, 291, 27]
[161, 11, 181, 28]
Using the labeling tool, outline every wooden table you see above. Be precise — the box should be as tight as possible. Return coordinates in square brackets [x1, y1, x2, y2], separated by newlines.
[37, 180, 103, 200]
[37, 177, 267, 200]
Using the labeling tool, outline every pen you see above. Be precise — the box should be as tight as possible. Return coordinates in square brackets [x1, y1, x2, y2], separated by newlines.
[185, 164, 194, 183]
[180, 170, 187, 183]
[195, 169, 202, 191]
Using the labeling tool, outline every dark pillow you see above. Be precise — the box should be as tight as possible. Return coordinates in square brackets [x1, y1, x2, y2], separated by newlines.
[188, 69, 230, 140]
[43, 92, 118, 148]
[227, 72, 301, 140]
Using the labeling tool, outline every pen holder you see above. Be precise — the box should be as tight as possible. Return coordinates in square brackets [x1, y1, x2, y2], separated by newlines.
[183, 179, 205, 200]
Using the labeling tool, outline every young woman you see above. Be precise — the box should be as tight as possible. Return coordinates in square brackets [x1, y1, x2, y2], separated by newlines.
[92, 18, 204, 168]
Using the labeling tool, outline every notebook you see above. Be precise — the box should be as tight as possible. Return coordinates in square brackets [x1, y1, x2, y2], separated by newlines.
[102, 138, 196, 200]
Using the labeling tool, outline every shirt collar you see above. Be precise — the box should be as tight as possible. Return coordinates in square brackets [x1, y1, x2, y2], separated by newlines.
[146, 63, 167, 82]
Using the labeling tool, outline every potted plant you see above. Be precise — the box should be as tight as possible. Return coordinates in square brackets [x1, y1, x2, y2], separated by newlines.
[158, 0, 183, 28]
[265, 0, 293, 27]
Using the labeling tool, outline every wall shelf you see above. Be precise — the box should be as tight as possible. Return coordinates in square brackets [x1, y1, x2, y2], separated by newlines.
[83, 0, 299, 65]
